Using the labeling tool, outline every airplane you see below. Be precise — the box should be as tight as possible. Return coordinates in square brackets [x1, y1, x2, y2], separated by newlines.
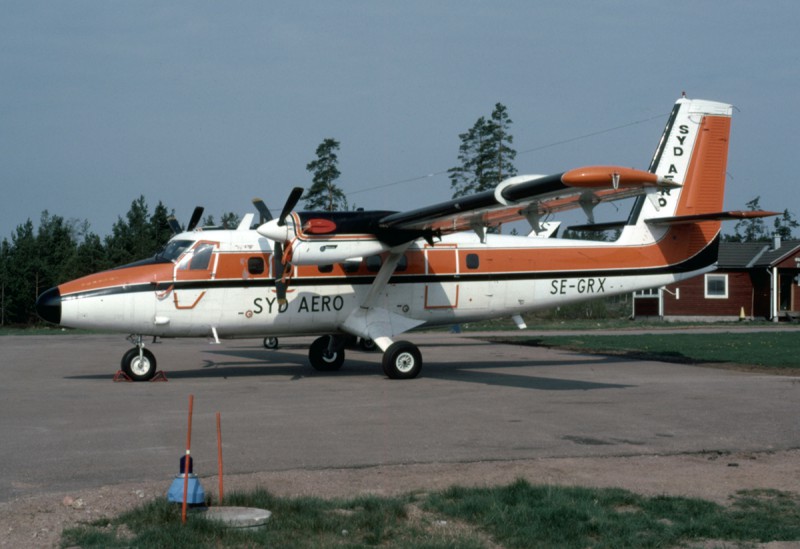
[35, 96, 775, 380]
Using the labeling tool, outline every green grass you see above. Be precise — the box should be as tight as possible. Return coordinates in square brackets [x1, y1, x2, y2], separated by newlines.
[490, 332, 800, 371]
[61, 480, 800, 548]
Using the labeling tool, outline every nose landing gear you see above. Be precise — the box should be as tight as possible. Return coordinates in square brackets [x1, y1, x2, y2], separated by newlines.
[119, 335, 158, 381]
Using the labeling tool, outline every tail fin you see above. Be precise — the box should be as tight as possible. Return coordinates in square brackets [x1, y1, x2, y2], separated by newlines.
[622, 97, 733, 244]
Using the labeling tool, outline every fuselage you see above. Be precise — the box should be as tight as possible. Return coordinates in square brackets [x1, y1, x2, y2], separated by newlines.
[36, 223, 717, 339]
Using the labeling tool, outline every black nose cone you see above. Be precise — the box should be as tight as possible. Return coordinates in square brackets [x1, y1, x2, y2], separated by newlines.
[35, 287, 62, 325]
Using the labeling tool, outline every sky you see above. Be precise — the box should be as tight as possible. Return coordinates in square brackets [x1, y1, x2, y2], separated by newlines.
[2, 1, 799, 241]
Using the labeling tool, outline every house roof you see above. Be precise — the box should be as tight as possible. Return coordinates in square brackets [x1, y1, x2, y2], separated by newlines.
[718, 240, 800, 269]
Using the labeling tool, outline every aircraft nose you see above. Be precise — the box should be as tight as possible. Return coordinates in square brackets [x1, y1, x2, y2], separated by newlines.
[35, 287, 62, 325]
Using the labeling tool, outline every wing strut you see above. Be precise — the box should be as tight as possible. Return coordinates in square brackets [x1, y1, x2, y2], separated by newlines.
[340, 243, 424, 351]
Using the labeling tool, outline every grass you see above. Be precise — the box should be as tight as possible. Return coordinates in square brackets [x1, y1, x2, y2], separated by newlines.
[490, 332, 800, 371]
[61, 480, 800, 548]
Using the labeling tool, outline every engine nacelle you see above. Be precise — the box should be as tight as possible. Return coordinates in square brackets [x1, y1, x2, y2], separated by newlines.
[289, 239, 391, 265]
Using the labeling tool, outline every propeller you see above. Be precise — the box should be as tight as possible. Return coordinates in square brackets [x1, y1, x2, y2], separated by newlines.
[186, 206, 205, 232]
[167, 206, 205, 234]
[256, 187, 304, 303]
[252, 198, 272, 224]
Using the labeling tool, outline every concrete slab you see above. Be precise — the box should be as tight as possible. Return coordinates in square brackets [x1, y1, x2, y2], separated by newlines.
[0, 331, 798, 503]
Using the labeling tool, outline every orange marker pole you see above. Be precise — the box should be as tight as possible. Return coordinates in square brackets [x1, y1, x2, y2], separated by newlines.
[216, 412, 224, 504]
[182, 394, 194, 524]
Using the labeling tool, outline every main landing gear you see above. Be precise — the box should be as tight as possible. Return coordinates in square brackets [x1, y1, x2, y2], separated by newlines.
[307, 335, 422, 379]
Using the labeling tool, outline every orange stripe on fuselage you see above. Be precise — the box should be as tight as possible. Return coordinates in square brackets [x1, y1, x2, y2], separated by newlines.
[59, 263, 174, 297]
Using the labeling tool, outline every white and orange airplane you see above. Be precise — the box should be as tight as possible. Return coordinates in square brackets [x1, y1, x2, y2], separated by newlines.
[36, 97, 773, 380]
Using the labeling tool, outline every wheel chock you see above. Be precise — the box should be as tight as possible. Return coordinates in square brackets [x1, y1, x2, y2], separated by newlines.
[151, 371, 169, 382]
[113, 370, 132, 382]
[112, 370, 168, 382]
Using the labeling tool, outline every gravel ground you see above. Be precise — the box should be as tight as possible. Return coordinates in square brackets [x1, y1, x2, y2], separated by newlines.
[2, 449, 798, 548]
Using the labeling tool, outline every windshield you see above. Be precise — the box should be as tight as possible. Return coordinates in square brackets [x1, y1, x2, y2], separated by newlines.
[156, 240, 193, 262]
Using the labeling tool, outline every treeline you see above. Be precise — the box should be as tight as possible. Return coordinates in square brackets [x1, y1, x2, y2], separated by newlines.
[0, 197, 225, 326]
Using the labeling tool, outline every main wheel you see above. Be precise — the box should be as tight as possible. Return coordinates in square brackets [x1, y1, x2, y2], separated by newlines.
[358, 338, 377, 352]
[382, 341, 422, 379]
[308, 336, 345, 371]
[263, 337, 279, 349]
[121, 347, 157, 381]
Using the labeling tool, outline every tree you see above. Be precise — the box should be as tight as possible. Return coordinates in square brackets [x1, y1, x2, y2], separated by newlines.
[304, 138, 346, 211]
[0, 238, 9, 325]
[220, 212, 241, 229]
[4, 220, 38, 323]
[726, 197, 770, 242]
[773, 209, 799, 240]
[449, 103, 517, 198]
[104, 196, 169, 266]
[150, 201, 173, 249]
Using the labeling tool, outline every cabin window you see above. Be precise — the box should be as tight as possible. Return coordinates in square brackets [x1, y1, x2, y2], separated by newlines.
[342, 260, 360, 273]
[704, 274, 728, 299]
[189, 244, 215, 270]
[466, 253, 480, 270]
[396, 254, 408, 272]
[366, 255, 382, 272]
[248, 257, 265, 275]
[318, 264, 334, 273]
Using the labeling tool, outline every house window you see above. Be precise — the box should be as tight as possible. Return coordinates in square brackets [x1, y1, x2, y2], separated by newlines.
[705, 274, 728, 299]
[635, 288, 659, 297]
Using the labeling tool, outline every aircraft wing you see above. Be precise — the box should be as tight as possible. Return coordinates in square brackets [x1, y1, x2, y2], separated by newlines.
[378, 166, 678, 235]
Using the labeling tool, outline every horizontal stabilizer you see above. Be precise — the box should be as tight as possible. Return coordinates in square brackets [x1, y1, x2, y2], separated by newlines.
[646, 210, 779, 226]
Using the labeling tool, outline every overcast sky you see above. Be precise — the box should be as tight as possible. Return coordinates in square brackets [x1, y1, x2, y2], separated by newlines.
[2, 1, 798, 241]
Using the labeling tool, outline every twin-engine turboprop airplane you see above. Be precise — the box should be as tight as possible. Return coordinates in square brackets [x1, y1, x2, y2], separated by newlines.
[36, 97, 774, 380]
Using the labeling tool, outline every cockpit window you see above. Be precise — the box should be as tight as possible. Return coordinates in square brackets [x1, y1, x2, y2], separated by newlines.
[156, 240, 193, 263]
[189, 243, 215, 270]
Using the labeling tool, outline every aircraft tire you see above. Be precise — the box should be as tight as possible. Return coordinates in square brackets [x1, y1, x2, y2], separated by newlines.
[358, 338, 377, 352]
[382, 341, 422, 380]
[263, 337, 279, 349]
[308, 336, 345, 371]
[121, 347, 157, 382]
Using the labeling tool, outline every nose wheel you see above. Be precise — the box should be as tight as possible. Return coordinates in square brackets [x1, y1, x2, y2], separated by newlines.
[121, 347, 157, 381]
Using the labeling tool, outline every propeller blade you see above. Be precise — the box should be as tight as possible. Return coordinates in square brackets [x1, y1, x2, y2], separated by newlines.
[252, 198, 272, 224]
[278, 187, 304, 226]
[186, 206, 204, 232]
[167, 215, 182, 234]
[273, 241, 287, 303]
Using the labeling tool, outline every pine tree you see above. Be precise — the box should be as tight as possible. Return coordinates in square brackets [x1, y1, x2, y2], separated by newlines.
[220, 212, 241, 229]
[5, 220, 38, 323]
[0, 238, 9, 326]
[449, 103, 517, 198]
[728, 197, 769, 242]
[773, 209, 799, 240]
[304, 138, 345, 211]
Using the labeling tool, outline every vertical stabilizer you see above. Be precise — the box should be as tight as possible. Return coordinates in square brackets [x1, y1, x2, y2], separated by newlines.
[622, 97, 733, 244]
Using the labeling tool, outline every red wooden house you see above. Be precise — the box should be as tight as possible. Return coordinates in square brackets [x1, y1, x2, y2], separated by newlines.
[633, 238, 800, 321]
